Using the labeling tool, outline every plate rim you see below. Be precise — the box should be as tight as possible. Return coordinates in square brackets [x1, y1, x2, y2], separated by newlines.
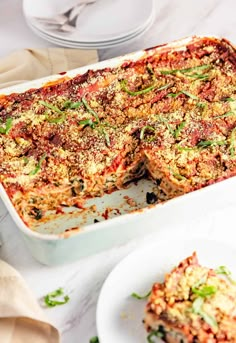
[96, 237, 236, 342]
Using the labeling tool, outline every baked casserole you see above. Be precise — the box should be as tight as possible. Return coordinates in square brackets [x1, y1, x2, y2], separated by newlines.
[0, 36, 236, 227]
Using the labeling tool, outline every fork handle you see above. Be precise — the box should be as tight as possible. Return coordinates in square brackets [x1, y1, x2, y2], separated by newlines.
[68, 4, 86, 21]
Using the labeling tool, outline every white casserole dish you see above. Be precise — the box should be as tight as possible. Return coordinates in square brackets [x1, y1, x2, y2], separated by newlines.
[1, 36, 236, 265]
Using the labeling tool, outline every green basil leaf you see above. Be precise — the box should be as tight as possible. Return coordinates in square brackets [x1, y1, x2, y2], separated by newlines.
[44, 288, 70, 307]
[223, 97, 235, 102]
[89, 336, 99, 343]
[101, 127, 110, 147]
[47, 114, 66, 123]
[192, 297, 218, 329]
[215, 265, 236, 284]
[147, 329, 164, 342]
[192, 285, 217, 297]
[199, 309, 218, 329]
[167, 91, 198, 100]
[131, 290, 151, 300]
[230, 128, 236, 157]
[177, 146, 196, 151]
[39, 100, 63, 114]
[173, 121, 186, 138]
[63, 100, 83, 109]
[140, 126, 155, 141]
[29, 153, 47, 176]
[197, 102, 207, 109]
[192, 296, 204, 313]
[197, 140, 226, 148]
[82, 97, 100, 123]
[181, 90, 199, 100]
[214, 111, 234, 119]
[167, 92, 182, 98]
[158, 116, 174, 136]
[161, 64, 211, 75]
[0, 117, 13, 134]
[185, 73, 209, 80]
[215, 265, 232, 276]
[120, 79, 171, 96]
[79, 119, 96, 129]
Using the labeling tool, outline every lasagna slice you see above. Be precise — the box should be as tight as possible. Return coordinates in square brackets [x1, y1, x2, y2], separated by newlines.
[144, 253, 236, 342]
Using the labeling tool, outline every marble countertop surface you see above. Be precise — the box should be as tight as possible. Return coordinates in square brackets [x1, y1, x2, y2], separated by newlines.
[1, 0, 236, 342]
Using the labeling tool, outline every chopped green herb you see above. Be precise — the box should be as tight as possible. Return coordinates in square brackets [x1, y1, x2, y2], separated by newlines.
[192, 297, 218, 329]
[161, 64, 210, 75]
[120, 79, 170, 96]
[89, 336, 99, 343]
[173, 121, 186, 138]
[215, 265, 232, 276]
[79, 119, 96, 129]
[167, 92, 182, 98]
[131, 290, 151, 299]
[215, 265, 236, 284]
[177, 146, 196, 151]
[120, 79, 156, 96]
[63, 100, 82, 109]
[168, 166, 186, 180]
[185, 73, 209, 81]
[0, 117, 13, 134]
[23, 157, 29, 165]
[103, 122, 116, 129]
[197, 140, 226, 148]
[47, 114, 66, 123]
[192, 285, 217, 297]
[29, 153, 47, 176]
[167, 90, 198, 100]
[158, 117, 174, 136]
[140, 126, 155, 141]
[173, 172, 186, 180]
[82, 97, 100, 123]
[200, 311, 218, 330]
[229, 128, 236, 157]
[100, 127, 110, 147]
[181, 90, 199, 100]
[39, 100, 66, 123]
[39, 100, 63, 114]
[44, 288, 70, 307]
[215, 111, 234, 119]
[197, 102, 207, 109]
[147, 328, 164, 342]
[223, 97, 235, 102]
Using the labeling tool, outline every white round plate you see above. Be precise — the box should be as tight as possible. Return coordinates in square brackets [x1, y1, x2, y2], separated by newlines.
[26, 11, 155, 49]
[24, 0, 154, 43]
[96, 239, 236, 343]
[27, 8, 154, 45]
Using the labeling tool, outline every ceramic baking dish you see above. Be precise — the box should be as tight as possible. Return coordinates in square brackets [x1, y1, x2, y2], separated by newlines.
[1, 36, 236, 265]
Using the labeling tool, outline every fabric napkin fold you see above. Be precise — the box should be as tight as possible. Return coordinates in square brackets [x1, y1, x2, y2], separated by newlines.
[0, 46, 99, 341]
[0, 47, 98, 89]
[0, 260, 59, 343]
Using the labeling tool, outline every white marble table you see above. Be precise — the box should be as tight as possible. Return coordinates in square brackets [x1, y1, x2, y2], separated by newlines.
[1, 1, 236, 342]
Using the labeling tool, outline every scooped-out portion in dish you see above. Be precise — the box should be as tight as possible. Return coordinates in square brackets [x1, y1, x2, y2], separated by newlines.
[144, 252, 236, 342]
[0, 36, 236, 230]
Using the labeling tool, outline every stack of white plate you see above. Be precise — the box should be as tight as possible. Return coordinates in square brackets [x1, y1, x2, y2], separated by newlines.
[23, 0, 155, 49]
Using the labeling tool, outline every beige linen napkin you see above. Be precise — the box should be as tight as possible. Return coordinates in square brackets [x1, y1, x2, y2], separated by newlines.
[0, 47, 98, 342]
[0, 260, 59, 343]
[0, 47, 98, 89]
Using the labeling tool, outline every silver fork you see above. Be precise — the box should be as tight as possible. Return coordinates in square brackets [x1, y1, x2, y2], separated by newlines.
[34, 0, 96, 33]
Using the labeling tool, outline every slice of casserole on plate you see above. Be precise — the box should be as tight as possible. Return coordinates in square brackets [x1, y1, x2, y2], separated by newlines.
[144, 252, 236, 342]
